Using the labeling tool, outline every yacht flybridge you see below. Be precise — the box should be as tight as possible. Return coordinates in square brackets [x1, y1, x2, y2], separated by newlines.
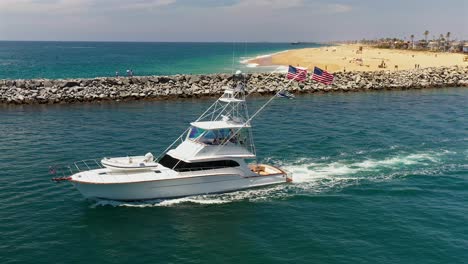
[52, 73, 293, 201]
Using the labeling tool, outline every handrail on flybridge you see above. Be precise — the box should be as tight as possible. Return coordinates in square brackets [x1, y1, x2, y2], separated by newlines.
[155, 65, 305, 161]
[211, 72, 305, 157]
[215, 62, 315, 152]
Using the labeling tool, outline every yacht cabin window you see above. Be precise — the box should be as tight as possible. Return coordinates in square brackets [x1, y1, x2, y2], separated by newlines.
[158, 155, 240, 172]
[187, 126, 239, 145]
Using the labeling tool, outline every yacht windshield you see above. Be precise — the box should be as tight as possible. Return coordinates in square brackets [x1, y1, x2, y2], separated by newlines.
[188, 126, 205, 140]
[188, 127, 237, 145]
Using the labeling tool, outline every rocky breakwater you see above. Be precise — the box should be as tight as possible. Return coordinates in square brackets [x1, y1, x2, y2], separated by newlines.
[1, 66, 467, 104]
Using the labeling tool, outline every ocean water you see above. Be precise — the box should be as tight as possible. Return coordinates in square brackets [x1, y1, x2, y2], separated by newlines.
[0, 41, 322, 80]
[1, 87, 467, 263]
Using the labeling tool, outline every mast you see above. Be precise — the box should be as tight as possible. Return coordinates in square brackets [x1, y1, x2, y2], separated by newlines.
[157, 68, 296, 162]
[211, 72, 300, 157]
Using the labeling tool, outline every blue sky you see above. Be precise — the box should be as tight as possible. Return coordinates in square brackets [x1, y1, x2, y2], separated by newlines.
[0, 0, 466, 42]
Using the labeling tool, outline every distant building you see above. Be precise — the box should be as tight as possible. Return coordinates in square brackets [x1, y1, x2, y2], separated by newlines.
[428, 41, 439, 51]
[449, 42, 462, 52]
[415, 40, 428, 49]
[463, 44, 468, 53]
[362, 37, 467, 53]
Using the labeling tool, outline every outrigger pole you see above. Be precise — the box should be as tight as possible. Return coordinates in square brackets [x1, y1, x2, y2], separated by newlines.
[235, 63, 314, 134]
[156, 66, 286, 161]
[196, 66, 289, 127]
[213, 65, 312, 156]
[155, 127, 191, 161]
[157, 64, 311, 161]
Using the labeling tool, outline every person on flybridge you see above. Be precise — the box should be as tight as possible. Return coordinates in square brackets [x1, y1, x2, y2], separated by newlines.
[233, 70, 246, 92]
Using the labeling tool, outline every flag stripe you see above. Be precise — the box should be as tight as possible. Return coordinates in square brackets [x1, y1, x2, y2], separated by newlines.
[287, 65, 308, 82]
[311, 66, 334, 84]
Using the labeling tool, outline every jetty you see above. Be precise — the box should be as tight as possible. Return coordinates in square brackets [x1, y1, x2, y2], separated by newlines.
[1, 66, 467, 105]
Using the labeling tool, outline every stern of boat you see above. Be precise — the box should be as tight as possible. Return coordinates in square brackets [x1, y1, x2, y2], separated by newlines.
[249, 164, 293, 183]
[283, 168, 293, 182]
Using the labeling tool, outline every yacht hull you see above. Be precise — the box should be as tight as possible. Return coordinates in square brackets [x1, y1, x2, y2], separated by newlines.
[72, 174, 288, 201]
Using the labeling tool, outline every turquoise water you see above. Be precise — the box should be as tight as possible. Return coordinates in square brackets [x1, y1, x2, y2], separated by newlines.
[0, 41, 321, 80]
[1, 88, 467, 263]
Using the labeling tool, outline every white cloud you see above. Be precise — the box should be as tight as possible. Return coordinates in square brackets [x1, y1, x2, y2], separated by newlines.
[3, 0, 463, 42]
[326, 3, 352, 13]
[221, 0, 352, 15]
[117, 0, 176, 11]
[0, 0, 94, 14]
[231, 0, 305, 9]
[0, 0, 176, 14]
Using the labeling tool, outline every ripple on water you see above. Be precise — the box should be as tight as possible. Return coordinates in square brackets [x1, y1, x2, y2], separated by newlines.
[1, 89, 467, 264]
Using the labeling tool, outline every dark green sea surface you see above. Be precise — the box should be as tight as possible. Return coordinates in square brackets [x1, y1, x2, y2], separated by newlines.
[0, 88, 467, 263]
[0, 41, 322, 79]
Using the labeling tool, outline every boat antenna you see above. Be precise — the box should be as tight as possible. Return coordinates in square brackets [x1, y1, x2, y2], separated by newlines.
[156, 60, 306, 162]
[212, 63, 313, 156]
[231, 42, 235, 74]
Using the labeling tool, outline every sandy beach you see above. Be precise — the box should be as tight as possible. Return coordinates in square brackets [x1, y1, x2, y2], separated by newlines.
[247, 44, 468, 72]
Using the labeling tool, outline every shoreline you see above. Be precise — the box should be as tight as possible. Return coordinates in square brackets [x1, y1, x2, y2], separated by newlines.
[0, 42, 325, 80]
[240, 50, 291, 72]
[1, 66, 467, 105]
[244, 44, 468, 72]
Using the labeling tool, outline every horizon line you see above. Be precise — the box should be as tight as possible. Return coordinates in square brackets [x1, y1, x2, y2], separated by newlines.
[0, 39, 329, 44]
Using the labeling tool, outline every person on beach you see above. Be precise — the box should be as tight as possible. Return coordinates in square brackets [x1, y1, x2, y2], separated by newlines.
[115, 71, 119, 77]
[130, 69, 134, 77]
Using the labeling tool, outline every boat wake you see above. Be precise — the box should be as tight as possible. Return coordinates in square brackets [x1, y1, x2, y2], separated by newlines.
[91, 197, 230, 208]
[91, 150, 453, 208]
[286, 152, 443, 183]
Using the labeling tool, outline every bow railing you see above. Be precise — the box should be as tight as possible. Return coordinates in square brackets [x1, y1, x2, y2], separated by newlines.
[49, 159, 103, 182]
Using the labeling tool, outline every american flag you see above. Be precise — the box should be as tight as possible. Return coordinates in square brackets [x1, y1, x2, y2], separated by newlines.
[287, 65, 308, 82]
[312, 66, 334, 85]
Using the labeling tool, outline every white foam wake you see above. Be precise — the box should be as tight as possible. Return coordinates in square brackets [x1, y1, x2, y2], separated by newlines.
[91, 197, 229, 208]
[245, 63, 259, 68]
[239, 50, 289, 64]
[90, 151, 449, 208]
[285, 152, 443, 183]
[91, 185, 288, 208]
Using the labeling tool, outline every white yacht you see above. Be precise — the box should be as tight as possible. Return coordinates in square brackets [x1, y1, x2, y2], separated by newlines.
[53, 74, 292, 201]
